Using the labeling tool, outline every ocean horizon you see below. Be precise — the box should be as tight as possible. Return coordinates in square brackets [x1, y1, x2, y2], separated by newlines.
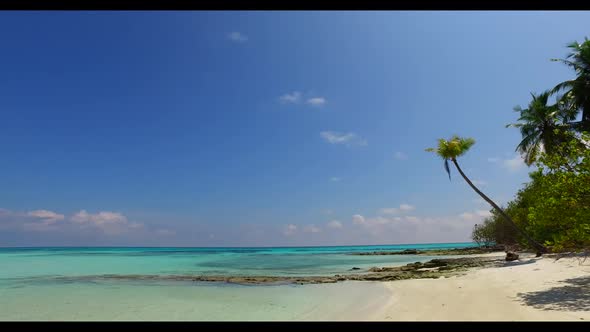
[0, 241, 475, 249]
[0, 242, 475, 277]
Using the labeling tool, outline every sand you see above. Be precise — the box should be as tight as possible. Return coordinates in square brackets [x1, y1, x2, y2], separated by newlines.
[364, 253, 590, 321]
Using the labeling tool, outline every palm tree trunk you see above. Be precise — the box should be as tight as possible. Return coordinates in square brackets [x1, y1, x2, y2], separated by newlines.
[583, 113, 590, 131]
[451, 158, 547, 256]
[582, 101, 590, 131]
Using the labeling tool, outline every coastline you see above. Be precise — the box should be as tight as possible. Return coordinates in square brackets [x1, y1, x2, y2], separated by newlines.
[2, 247, 589, 321]
[23, 247, 503, 286]
[363, 252, 590, 321]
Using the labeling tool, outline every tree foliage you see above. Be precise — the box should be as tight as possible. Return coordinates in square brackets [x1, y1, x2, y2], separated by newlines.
[551, 37, 590, 131]
[507, 91, 576, 165]
[471, 132, 590, 253]
[490, 38, 590, 253]
[526, 132, 590, 252]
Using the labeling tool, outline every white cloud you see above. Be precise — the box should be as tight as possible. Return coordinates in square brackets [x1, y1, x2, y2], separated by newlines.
[279, 91, 301, 104]
[371, 216, 391, 225]
[320, 131, 367, 147]
[283, 224, 297, 236]
[227, 31, 248, 43]
[360, 215, 416, 226]
[270, 212, 475, 244]
[351, 213, 461, 236]
[379, 204, 415, 215]
[70, 210, 143, 235]
[460, 209, 492, 220]
[303, 224, 321, 233]
[490, 154, 527, 172]
[306, 97, 326, 106]
[71, 210, 127, 225]
[399, 204, 415, 212]
[279, 93, 326, 107]
[475, 209, 492, 217]
[19, 209, 65, 232]
[327, 220, 343, 229]
[459, 212, 475, 221]
[0, 205, 487, 246]
[330, 177, 341, 182]
[27, 210, 65, 222]
[394, 152, 408, 160]
[472, 180, 487, 186]
[502, 154, 526, 172]
[0, 207, 178, 241]
[352, 214, 365, 225]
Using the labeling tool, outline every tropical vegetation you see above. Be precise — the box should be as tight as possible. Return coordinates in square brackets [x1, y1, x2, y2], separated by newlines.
[431, 37, 590, 255]
[426, 136, 547, 255]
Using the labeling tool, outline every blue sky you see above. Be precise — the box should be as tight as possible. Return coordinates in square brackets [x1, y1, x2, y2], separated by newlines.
[1, 11, 588, 246]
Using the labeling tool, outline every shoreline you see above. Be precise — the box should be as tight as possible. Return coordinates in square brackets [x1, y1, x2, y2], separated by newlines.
[2, 250, 588, 320]
[31, 254, 501, 286]
[365, 253, 590, 321]
[21, 247, 537, 286]
[347, 246, 506, 256]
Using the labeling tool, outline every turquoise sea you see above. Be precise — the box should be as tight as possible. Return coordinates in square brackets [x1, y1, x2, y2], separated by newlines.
[0, 242, 473, 320]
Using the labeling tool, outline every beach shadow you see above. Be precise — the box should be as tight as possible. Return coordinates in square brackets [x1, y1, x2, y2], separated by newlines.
[552, 253, 590, 266]
[517, 276, 590, 311]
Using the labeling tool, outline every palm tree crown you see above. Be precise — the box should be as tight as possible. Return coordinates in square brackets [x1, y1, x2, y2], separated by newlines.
[425, 135, 547, 255]
[551, 37, 590, 130]
[506, 91, 572, 165]
[425, 135, 475, 180]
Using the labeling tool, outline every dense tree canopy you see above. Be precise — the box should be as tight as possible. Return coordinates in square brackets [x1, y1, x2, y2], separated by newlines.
[470, 38, 590, 254]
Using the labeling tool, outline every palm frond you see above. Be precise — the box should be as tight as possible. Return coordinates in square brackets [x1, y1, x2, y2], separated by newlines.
[551, 39, 590, 128]
[551, 58, 581, 71]
[551, 80, 575, 95]
[444, 159, 451, 181]
[425, 136, 475, 180]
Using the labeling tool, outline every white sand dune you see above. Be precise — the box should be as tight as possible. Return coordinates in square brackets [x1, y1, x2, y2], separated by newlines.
[364, 253, 590, 321]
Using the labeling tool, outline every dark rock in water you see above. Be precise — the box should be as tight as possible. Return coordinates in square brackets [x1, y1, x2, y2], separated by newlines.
[349, 246, 505, 256]
[505, 252, 519, 261]
[39, 255, 500, 286]
[423, 259, 448, 268]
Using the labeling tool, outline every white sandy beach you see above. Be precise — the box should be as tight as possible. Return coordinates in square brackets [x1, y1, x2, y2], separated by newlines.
[363, 253, 590, 321]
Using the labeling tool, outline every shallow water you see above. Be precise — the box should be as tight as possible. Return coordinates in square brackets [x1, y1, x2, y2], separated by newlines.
[0, 243, 472, 320]
[0, 280, 394, 321]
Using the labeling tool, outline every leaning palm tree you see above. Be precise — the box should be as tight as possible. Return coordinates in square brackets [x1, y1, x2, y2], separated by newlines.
[426, 135, 547, 256]
[506, 91, 575, 165]
[551, 37, 590, 132]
